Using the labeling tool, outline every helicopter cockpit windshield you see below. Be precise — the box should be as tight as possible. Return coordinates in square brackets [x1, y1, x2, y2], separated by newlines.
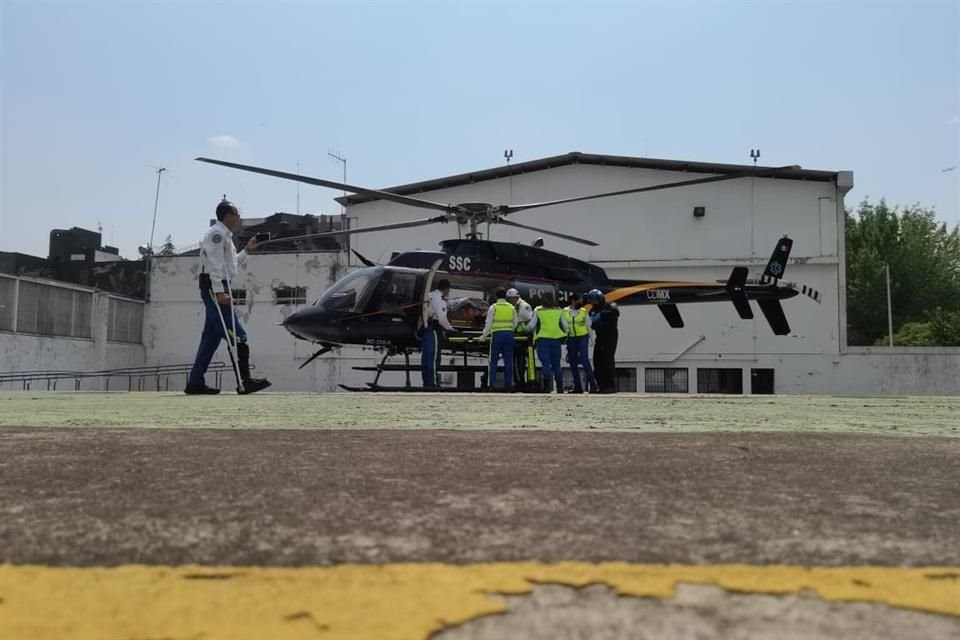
[314, 267, 383, 312]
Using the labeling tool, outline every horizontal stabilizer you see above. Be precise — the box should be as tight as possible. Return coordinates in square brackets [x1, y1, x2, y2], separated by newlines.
[658, 303, 684, 328]
[758, 299, 791, 335]
[726, 266, 753, 319]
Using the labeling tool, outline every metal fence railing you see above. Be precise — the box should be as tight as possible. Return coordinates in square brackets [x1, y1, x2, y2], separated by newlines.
[0, 362, 231, 392]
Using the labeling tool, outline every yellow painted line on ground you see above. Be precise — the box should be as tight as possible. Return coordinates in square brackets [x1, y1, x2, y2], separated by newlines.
[1, 562, 957, 639]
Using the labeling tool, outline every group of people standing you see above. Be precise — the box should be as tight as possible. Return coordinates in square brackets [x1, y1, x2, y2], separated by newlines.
[423, 282, 619, 394]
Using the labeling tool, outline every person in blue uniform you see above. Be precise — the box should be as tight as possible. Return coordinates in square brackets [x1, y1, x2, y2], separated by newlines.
[422, 278, 455, 389]
[479, 289, 518, 391]
[586, 289, 619, 394]
[186, 198, 271, 395]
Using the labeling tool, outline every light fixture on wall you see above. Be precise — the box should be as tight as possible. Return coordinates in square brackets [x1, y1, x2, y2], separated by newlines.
[693, 206, 706, 218]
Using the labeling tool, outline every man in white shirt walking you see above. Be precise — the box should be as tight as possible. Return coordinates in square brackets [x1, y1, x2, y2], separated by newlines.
[186, 198, 271, 395]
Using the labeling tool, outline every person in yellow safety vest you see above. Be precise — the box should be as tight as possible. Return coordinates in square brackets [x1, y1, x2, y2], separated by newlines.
[506, 288, 534, 388]
[562, 292, 598, 394]
[479, 289, 519, 391]
[526, 292, 569, 393]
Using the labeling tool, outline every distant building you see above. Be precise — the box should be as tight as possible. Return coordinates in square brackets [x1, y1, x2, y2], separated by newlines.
[178, 212, 350, 256]
[0, 227, 145, 298]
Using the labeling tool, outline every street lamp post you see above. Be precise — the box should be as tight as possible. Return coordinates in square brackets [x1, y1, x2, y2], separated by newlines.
[144, 167, 166, 302]
[148, 167, 167, 254]
[885, 263, 894, 347]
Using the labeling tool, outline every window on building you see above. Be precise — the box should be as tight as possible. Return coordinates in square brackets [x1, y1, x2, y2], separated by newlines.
[274, 286, 307, 306]
[16, 281, 92, 339]
[107, 298, 144, 344]
[751, 368, 775, 394]
[615, 367, 638, 392]
[231, 289, 247, 306]
[561, 367, 637, 392]
[697, 368, 744, 394]
[644, 367, 689, 393]
[0, 277, 15, 332]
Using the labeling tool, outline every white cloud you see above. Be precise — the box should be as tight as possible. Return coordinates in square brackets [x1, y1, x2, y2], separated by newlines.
[948, 115, 960, 126]
[207, 134, 241, 148]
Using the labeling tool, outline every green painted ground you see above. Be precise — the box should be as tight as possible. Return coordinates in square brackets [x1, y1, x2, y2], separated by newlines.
[0, 391, 957, 435]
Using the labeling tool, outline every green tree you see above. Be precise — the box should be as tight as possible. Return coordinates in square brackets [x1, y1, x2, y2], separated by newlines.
[158, 235, 176, 257]
[929, 307, 960, 346]
[846, 199, 960, 346]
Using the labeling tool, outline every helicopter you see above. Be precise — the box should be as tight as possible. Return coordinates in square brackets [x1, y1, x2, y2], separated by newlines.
[195, 157, 821, 388]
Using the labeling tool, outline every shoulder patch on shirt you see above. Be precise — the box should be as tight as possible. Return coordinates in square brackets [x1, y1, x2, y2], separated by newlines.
[211, 233, 222, 244]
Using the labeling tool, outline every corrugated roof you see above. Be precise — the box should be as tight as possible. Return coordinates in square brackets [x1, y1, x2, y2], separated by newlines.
[336, 151, 841, 206]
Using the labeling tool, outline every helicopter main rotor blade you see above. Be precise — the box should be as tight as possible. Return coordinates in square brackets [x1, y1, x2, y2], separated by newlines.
[495, 218, 599, 247]
[195, 157, 455, 214]
[501, 165, 801, 215]
[256, 215, 450, 246]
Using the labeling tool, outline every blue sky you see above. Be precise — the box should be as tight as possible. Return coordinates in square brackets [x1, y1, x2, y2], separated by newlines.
[2, 1, 957, 259]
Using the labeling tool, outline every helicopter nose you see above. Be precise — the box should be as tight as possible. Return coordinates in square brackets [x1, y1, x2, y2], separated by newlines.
[282, 307, 314, 338]
[282, 306, 336, 342]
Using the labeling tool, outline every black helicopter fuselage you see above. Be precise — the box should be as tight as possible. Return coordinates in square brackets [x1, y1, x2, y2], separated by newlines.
[281, 238, 803, 350]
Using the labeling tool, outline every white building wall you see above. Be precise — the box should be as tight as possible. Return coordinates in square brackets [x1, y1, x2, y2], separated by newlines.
[617, 350, 960, 396]
[345, 164, 843, 265]
[0, 278, 145, 389]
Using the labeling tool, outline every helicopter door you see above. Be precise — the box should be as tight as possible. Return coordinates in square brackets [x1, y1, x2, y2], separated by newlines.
[420, 257, 444, 330]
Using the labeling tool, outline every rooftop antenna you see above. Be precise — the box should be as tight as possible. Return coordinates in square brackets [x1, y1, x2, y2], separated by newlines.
[749, 150, 759, 258]
[501, 148, 515, 239]
[328, 150, 347, 214]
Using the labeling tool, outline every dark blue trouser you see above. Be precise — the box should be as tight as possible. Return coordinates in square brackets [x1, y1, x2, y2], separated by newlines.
[488, 331, 514, 389]
[188, 287, 247, 387]
[421, 324, 441, 387]
[537, 338, 563, 390]
[566, 335, 595, 391]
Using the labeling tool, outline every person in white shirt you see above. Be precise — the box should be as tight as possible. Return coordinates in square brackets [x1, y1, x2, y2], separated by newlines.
[186, 198, 271, 395]
[421, 278, 455, 388]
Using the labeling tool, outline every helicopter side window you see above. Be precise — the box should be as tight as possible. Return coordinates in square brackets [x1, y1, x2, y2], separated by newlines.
[366, 272, 418, 315]
[317, 267, 382, 312]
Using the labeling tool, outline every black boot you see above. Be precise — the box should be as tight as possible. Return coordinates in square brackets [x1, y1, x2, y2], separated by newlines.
[184, 383, 219, 395]
[236, 342, 271, 394]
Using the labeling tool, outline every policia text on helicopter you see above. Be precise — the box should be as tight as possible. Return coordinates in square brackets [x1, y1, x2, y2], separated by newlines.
[185, 198, 272, 395]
